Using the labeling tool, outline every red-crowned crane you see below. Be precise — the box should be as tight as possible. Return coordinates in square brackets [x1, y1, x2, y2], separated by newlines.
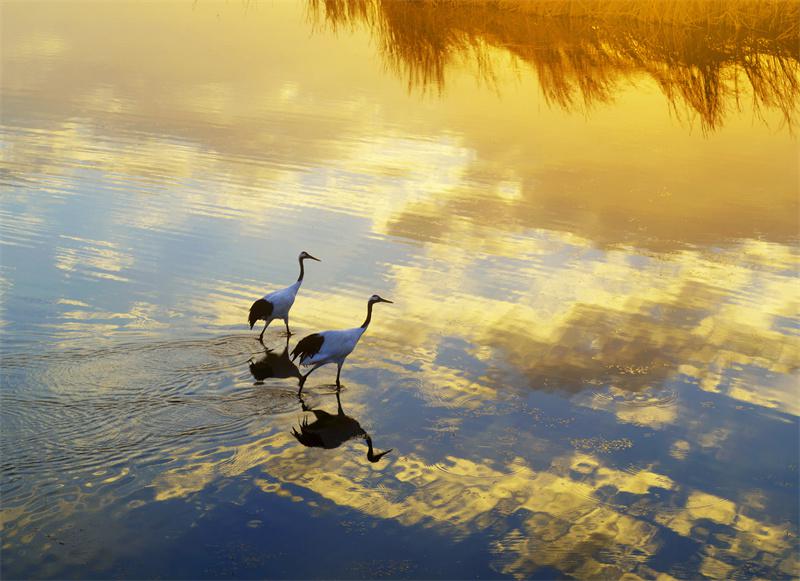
[248, 251, 320, 341]
[291, 294, 392, 391]
[292, 391, 392, 463]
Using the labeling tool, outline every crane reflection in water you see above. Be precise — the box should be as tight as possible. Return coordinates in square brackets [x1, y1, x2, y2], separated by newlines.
[293, 391, 393, 463]
[248, 336, 303, 385]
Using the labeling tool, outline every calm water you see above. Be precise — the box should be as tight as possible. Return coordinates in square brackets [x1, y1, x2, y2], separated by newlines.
[1, 1, 799, 579]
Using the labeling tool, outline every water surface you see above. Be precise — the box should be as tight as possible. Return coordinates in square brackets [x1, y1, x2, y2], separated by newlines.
[1, 1, 798, 579]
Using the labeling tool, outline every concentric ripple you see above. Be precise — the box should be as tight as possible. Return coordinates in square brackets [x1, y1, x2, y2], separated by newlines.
[591, 386, 679, 408]
[0, 334, 303, 538]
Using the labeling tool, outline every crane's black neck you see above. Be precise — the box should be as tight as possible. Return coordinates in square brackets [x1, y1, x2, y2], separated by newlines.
[365, 435, 392, 463]
[297, 257, 305, 282]
[361, 301, 375, 329]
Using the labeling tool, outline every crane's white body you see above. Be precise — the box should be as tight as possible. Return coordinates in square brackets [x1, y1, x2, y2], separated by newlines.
[262, 280, 301, 326]
[293, 294, 391, 390]
[250, 251, 319, 340]
[300, 327, 366, 369]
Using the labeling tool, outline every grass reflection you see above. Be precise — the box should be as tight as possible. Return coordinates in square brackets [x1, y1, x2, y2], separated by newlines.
[309, 0, 800, 131]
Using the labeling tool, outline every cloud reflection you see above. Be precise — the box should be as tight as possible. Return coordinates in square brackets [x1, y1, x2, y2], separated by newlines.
[149, 419, 796, 579]
[1, 2, 797, 578]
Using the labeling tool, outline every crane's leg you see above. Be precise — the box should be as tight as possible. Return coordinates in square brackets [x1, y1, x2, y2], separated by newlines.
[298, 393, 311, 411]
[335, 363, 343, 390]
[284, 317, 291, 336]
[298, 366, 317, 394]
[258, 320, 270, 342]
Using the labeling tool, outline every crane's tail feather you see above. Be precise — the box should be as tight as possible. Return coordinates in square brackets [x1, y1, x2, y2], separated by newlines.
[291, 421, 325, 448]
[249, 299, 273, 329]
[291, 333, 324, 363]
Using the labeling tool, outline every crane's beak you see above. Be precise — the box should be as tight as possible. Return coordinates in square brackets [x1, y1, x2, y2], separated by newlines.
[367, 448, 393, 463]
[365, 435, 392, 462]
[305, 254, 321, 262]
[379, 298, 393, 304]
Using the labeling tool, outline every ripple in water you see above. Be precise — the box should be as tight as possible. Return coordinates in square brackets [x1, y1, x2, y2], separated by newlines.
[0, 334, 299, 537]
[591, 385, 678, 408]
[433, 455, 528, 480]
[568, 461, 731, 518]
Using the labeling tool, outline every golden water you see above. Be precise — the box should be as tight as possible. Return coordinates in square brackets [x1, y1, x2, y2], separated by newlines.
[1, 1, 798, 578]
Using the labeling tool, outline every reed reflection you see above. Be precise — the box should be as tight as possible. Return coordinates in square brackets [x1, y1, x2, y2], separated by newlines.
[309, 0, 800, 131]
[293, 391, 393, 462]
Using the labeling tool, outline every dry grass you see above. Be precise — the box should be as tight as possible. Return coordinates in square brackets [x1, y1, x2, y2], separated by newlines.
[307, 0, 800, 131]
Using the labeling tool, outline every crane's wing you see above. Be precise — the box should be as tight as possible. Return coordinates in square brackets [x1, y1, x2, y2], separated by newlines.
[291, 332, 324, 364]
[248, 359, 274, 381]
[249, 298, 273, 329]
[292, 422, 325, 448]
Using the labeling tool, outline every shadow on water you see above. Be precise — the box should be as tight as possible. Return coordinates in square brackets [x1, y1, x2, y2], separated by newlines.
[308, 0, 800, 131]
[293, 390, 393, 462]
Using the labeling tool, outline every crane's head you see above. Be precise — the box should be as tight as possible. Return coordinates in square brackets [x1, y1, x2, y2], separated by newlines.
[369, 294, 393, 305]
[299, 251, 321, 262]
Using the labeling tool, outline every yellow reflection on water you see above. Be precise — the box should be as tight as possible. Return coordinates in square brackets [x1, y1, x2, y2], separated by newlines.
[2, 2, 798, 578]
[310, 0, 800, 130]
[149, 407, 797, 579]
[3, 0, 797, 247]
[367, 236, 798, 417]
[53, 235, 134, 282]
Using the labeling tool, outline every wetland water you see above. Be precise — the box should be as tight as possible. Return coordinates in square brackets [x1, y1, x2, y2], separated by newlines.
[1, 1, 798, 578]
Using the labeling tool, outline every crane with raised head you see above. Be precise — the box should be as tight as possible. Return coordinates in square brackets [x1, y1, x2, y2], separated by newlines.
[291, 294, 392, 391]
[249, 251, 320, 341]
